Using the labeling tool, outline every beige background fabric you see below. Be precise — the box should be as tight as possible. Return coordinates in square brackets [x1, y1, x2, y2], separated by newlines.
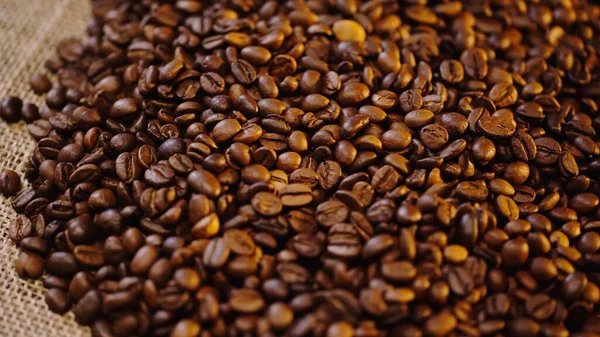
[0, 0, 91, 336]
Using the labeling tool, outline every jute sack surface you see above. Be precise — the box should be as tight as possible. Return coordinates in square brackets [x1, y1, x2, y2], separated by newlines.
[0, 0, 91, 336]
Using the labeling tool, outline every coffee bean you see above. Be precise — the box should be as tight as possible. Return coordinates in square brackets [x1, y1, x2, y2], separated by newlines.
[0, 169, 21, 196]
[423, 312, 457, 337]
[485, 293, 511, 317]
[477, 115, 516, 138]
[203, 237, 230, 268]
[229, 289, 265, 314]
[72, 290, 101, 325]
[535, 137, 562, 165]
[511, 131, 537, 162]
[231, 60, 257, 85]
[0, 96, 22, 123]
[502, 237, 529, 269]
[525, 294, 556, 320]
[224, 229, 255, 256]
[447, 266, 474, 297]
[440, 60, 464, 84]
[381, 261, 416, 283]
[130, 245, 158, 275]
[21, 103, 40, 123]
[316, 200, 348, 227]
[488, 82, 518, 108]
[420, 124, 449, 150]
[337, 83, 370, 106]
[279, 184, 313, 207]
[332, 20, 366, 42]
[170, 319, 200, 337]
[327, 223, 361, 258]
[187, 169, 221, 198]
[30, 72, 52, 94]
[45, 288, 72, 314]
[495, 195, 519, 220]
[317, 160, 342, 190]
[15, 251, 44, 278]
[507, 318, 540, 337]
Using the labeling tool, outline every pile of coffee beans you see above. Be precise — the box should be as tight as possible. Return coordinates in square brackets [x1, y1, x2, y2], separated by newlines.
[2, 0, 600, 336]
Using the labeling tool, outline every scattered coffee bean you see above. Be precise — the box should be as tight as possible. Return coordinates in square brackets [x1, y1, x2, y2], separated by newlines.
[30, 72, 52, 94]
[0, 169, 21, 196]
[0, 96, 22, 123]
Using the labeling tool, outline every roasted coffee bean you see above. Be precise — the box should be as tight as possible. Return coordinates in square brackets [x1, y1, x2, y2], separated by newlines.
[511, 131, 537, 162]
[231, 60, 257, 85]
[30, 72, 52, 94]
[0, 96, 22, 123]
[420, 124, 449, 150]
[535, 137, 561, 165]
[333, 20, 366, 42]
[15, 251, 44, 278]
[424, 312, 457, 337]
[525, 294, 556, 320]
[0, 169, 21, 196]
[188, 169, 221, 198]
[45, 288, 72, 314]
[229, 289, 265, 314]
[21, 103, 40, 123]
[477, 116, 516, 138]
[72, 290, 101, 325]
[506, 318, 540, 337]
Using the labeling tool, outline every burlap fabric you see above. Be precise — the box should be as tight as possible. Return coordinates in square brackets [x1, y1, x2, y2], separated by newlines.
[0, 0, 91, 336]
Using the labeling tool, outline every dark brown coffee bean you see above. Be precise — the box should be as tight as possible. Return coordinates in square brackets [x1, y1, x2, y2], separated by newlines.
[21, 103, 40, 123]
[316, 200, 349, 227]
[231, 60, 257, 85]
[115, 152, 141, 183]
[526, 294, 556, 320]
[511, 131, 537, 162]
[447, 266, 474, 297]
[1, 96, 22, 123]
[559, 152, 579, 178]
[15, 251, 44, 278]
[30, 72, 52, 94]
[420, 124, 449, 150]
[506, 318, 540, 337]
[45, 288, 72, 314]
[0, 169, 21, 196]
[72, 290, 101, 325]
[73, 245, 104, 268]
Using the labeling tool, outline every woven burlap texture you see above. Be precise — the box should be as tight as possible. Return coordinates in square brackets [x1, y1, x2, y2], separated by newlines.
[0, 0, 91, 336]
